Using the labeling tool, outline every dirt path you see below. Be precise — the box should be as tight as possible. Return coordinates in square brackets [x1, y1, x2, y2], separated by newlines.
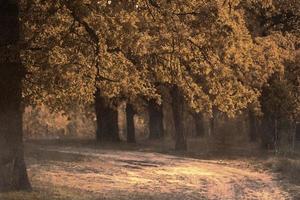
[25, 144, 291, 200]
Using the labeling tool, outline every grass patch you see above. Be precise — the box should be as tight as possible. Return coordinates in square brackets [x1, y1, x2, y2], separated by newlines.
[264, 157, 300, 184]
[0, 186, 97, 200]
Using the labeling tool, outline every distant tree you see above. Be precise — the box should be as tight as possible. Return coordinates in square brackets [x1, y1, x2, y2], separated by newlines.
[126, 103, 136, 143]
[248, 107, 259, 142]
[95, 89, 120, 142]
[193, 112, 205, 137]
[20, 0, 292, 151]
[148, 99, 164, 139]
[170, 86, 187, 150]
[140, 0, 286, 149]
[242, 0, 300, 149]
[20, 0, 159, 142]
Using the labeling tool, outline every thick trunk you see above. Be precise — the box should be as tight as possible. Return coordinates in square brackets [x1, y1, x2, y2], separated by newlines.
[248, 109, 258, 142]
[94, 89, 120, 142]
[170, 86, 187, 151]
[193, 112, 205, 137]
[0, 0, 31, 191]
[126, 103, 136, 143]
[148, 100, 164, 139]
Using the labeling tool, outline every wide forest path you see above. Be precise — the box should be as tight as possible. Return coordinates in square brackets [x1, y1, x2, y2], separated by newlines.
[9, 141, 293, 200]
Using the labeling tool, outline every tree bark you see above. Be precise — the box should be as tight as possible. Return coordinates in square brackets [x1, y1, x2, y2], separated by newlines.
[248, 109, 258, 142]
[193, 112, 205, 137]
[0, 0, 31, 191]
[148, 99, 164, 139]
[94, 89, 120, 142]
[261, 116, 275, 150]
[296, 122, 300, 141]
[209, 107, 218, 136]
[126, 103, 136, 143]
[209, 118, 214, 136]
[170, 86, 187, 151]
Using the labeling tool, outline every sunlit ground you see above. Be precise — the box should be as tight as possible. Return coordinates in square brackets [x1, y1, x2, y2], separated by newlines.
[0, 141, 299, 200]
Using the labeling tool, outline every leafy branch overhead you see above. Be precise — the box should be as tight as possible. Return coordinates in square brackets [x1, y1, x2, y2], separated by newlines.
[20, 0, 299, 117]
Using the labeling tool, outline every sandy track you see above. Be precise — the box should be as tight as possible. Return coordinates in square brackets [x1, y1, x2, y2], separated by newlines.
[26, 145, 291, 200]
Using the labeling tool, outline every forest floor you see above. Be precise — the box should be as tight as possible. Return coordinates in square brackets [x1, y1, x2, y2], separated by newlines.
[0, 140, 299, 200]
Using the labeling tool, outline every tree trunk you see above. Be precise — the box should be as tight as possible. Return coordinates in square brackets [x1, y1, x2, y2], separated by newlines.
[274, 118, 279, 152]
[148, 99, 164, 139]
[296, 122, 300, 141]
[248, 109, 258, 142]
[126, 103, 136, 143]
[193, 112, 205, 137]
[0, 0, 31, 191]
[209, 108, 217, 136]
[209, 118, 214, 136]
[170, 86, 187, 151]
[293, 122, 299, 151]
[94, 89, 120, 142]
[261, 116, 275, 150]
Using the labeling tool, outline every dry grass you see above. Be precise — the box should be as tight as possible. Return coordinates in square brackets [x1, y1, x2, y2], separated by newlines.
[265, 157, 300, 183]
[262, 156, 300, 199]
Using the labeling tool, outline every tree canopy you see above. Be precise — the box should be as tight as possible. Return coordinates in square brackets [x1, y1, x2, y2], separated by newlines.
[19, 0, 298, 118]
